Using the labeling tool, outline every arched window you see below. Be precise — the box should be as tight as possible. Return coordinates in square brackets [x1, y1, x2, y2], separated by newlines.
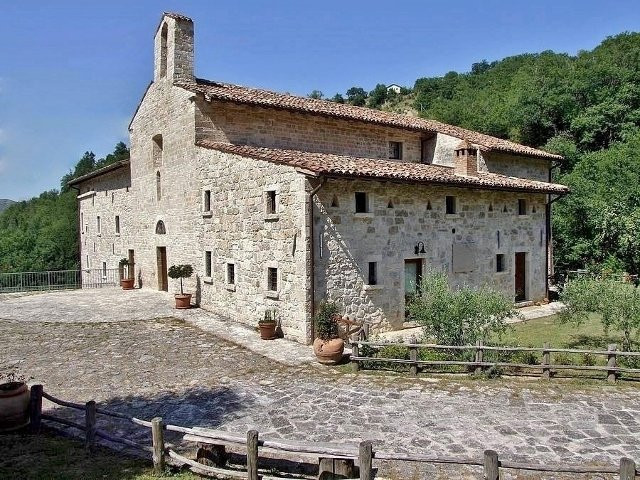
[156, 171, 161, 201]
[159, 23, 168, 78]
[155, 220, 166, 235]
[152, 134, 163, 167]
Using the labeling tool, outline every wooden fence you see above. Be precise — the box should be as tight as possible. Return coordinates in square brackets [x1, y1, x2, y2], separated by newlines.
[29, 385, 638, 479]
[350, 341, 640, 382]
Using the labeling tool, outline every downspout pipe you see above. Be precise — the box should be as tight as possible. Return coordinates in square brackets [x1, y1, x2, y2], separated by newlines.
[307, 176, 326, 344]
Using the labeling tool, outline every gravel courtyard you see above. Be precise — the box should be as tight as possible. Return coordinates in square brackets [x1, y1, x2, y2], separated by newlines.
[1, 288, 639, 478]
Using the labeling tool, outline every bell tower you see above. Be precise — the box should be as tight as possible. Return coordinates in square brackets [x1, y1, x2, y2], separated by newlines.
[153, 12, 194, 84]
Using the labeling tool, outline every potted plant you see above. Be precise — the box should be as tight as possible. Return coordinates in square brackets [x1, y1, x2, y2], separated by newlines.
[119, 258, 134, 290]
[258, 309, 278, 340]
[168, 264, 194, 309]
[0, 372, 30, 432]
[313, 301, 345, 365]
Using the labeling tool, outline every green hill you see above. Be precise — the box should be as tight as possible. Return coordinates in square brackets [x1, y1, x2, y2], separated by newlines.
[0, 199, 15, 213]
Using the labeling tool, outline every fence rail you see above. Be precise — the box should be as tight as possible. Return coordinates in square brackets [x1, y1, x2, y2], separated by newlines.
[29, 385, 639, 479]
[0, 268, 120, 293]
[351, 341, 640, 382]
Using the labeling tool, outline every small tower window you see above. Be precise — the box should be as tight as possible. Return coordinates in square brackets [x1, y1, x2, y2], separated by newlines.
[115, 215, 120, 234]
[367, 262, 378, 286]
[267, 267, 278, 292]
[226, 263, 236, 285]
[496, 254, 505, 273]
[155, 220, 166, 235]
[445, 196, 457, 215]
[96, 216, 101, 234]
[266, 190, 277, 214]
[205, 251, 212, 277]
[355, 192, 369, 213]
[159, 23, 168, 78]
[388, 141, 403, 160]
[156, 171, 161, 201]
[152, 135, 163, 167]
[518, 199, 527, 215]
[203, 190, 211, 212]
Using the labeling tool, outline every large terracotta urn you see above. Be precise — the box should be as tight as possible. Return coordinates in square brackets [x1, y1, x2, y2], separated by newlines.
[174, 293, 192, 309]
[0, 382, 30, 432]
[313, 338, 345, 365]
[120, 278, 134, 290]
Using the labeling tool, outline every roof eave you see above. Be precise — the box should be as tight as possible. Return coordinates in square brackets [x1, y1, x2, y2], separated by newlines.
[67, 160, 130, 187]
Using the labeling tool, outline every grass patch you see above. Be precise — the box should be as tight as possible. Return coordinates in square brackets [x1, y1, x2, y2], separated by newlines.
[0, 429, 196, 480]
[500, 313, 626, 349]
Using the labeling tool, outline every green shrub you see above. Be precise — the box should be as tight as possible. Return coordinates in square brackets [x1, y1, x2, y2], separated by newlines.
[167, 264, 193, 295]
[512, 350, 540, 365]
[407, 272, 520, 346]
[315, 301, 340, 340]
[581, 352, 596, 366]
[553, 352, 575, 366]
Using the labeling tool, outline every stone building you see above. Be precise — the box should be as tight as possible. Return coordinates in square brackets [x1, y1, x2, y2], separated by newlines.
[70, 13, 569, 344]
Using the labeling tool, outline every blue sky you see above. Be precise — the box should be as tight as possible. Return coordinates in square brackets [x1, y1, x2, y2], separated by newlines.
[1, 0, 639, 200]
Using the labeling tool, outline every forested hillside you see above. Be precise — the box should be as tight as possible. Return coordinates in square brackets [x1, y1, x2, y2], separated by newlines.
[0, 199, 15, 213]
[0, 143, 129, 272]
[321, 32, 640, 273]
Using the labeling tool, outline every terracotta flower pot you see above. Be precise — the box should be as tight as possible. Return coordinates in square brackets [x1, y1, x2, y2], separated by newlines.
[0, 382, 30, 432]
[313, 338, 345, 365]
[259, 322, 277, 340]
[174, 294, 192, 309]
[120, 278, 135, 290]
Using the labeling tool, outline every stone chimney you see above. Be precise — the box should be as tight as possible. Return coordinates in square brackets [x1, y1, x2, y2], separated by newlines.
[154, 12, 194, 84]
[453, 140, 478, 177]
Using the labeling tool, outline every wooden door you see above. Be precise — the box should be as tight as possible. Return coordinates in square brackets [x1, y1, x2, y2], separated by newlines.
[157, 247, 168, 292]
[127, 249, 135, 280]
[515, 252, 526, 302]
[404, 259, 423, 318]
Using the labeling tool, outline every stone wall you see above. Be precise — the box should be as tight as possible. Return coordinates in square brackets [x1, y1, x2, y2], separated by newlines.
[195, 149, 311, 343]
[196, 99, 424, 163]
[313, 178, 548, 331]
[78, 168, 132, 272]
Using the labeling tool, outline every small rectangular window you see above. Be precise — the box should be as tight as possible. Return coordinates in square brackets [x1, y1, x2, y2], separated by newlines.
[86, 255, 90, 268]
[518, 199, 527, 215]
[81, 213, 84, 234]
[205, 251, 212, 277]
[266, 190, 277, 214]
[203, 190, 211, 212]
[102, 261, 107, 279]
[355, 192, 369, 213]
[227, 263, 235, 285]
[388, 141, 403, 160]
[446, 196, 457, 214]
[268, 267, 278, 291]
[115, 215, 120, 234]
[97, 216, 101, 234]
[496, 254, 505, 273]
[367, 262, 378, 286]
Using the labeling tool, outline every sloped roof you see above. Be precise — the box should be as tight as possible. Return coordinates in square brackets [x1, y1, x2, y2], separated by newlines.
[179, 78, 562, 161]
[196, 141, 569, 194]
[67, 160, 130, 187]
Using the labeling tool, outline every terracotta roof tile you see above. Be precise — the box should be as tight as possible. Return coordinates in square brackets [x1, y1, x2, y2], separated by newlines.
[67, 160, 130, 187]
[179, 78, 562, 161]
[196, 141, 569, 194]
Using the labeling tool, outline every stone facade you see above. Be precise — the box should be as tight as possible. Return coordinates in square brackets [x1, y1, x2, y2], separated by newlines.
[74, 13, 564, 344]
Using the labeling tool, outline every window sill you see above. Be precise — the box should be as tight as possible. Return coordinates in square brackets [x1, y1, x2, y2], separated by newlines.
[445, 213, 460, 218]
[264, 214, 279, 222]
[354, 212, 374, 218]
[363, 284, 384, 291]
[115, 233, 120, 237]
[264, 290, 280, 300]
[96, 234, 102, 237]
[495, 271, 509, 276]
[203, 276, 213, 284]
[202, 211, 213, 218]
[225, 284, 236, 292]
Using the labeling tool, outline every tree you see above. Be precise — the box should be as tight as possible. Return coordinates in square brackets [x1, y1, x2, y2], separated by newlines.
[559, 277, 640, 351]
[367, 84, 387, 108]
[308, 90, 324, 100]
[407, 272, 519, 345]
[345, 87, 367, 106]
[330, 93, 345, 104]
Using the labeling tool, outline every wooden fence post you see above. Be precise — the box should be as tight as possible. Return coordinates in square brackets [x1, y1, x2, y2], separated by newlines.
[352, 343, 360, 373]
[608, 344, 617, 383]
[359, 440, 373, 480]
[410, 346, 418, 376]
[85, 400, 96, 451]
[475, 340, 484, 375]
[483, 450, 499, 480]
[620, 457, 636, 480]
[247, 430, 259, 480]
[542, 342, 551, 379]
[29, 384, 43, 433]
[151, 417, 165, 474]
